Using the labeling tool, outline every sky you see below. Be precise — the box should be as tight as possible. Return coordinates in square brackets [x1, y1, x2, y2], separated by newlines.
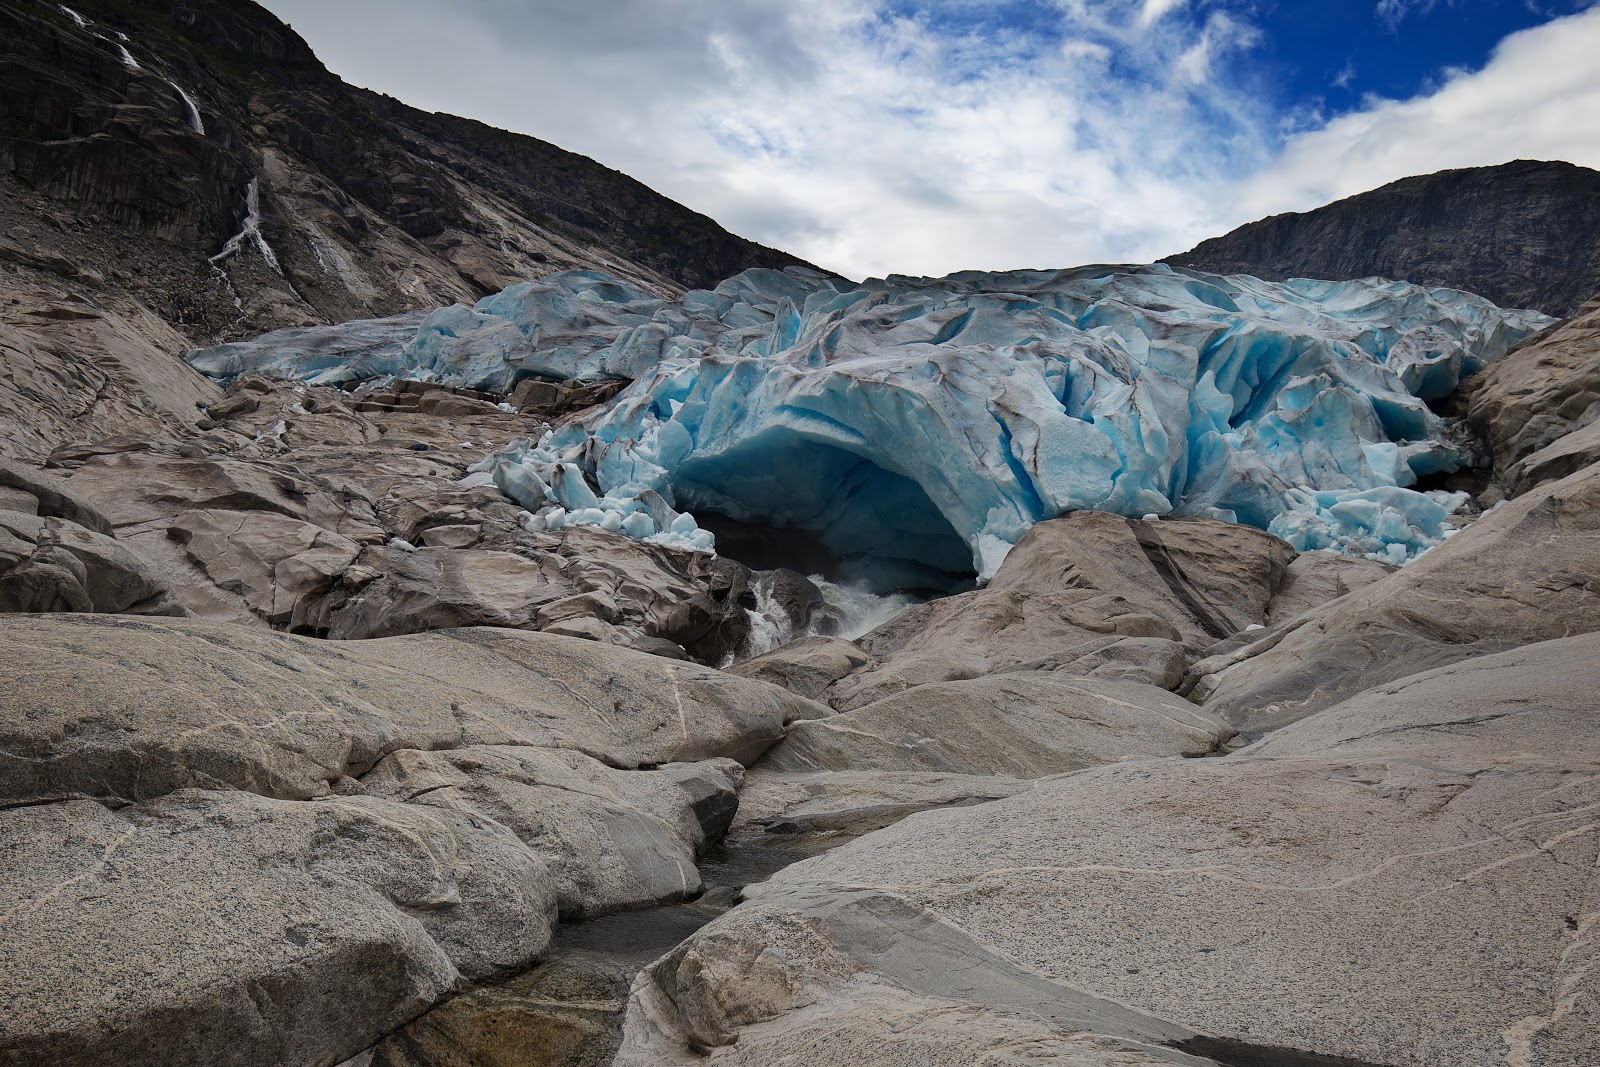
[257, 0, 1600, 281]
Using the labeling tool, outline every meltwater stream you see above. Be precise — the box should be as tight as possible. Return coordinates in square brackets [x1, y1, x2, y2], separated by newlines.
[732, 573, 930, 665]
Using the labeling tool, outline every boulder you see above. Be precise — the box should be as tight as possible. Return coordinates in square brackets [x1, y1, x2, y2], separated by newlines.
[825, 513, 1291, 710]
[0, 510, 184, 616]
[728, 635, 873, 700]
[167, 508, 363, 631]
[325, 544, 561, 638]
[762, 673, 1232, 776]
[360, 747, 742, 920]
[0, 614, 826, 806]
[1194, 459, 1600, 733]
[0, 791, 552, 1067]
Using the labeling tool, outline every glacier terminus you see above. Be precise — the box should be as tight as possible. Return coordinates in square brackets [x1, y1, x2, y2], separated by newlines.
[188, 263, 1552, 589]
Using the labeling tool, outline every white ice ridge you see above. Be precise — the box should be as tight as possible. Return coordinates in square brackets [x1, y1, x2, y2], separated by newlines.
[166, 80, 205, 135]
[188, 264, 1551, 582]
[209, 178, 280, 274]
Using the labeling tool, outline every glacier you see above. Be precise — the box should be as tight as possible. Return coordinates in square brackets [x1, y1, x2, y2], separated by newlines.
[186, 263, 1552, 586]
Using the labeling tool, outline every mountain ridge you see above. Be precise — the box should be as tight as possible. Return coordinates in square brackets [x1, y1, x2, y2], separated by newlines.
[0, 0, 816, 343]
[1166, 159, 1600, 317]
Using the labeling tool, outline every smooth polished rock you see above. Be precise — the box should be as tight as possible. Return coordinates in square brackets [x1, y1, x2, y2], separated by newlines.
[0, 614, 825, 806]
[620, 753, 1598, 1067]
[825, 512, 1290, 710]
[762, 673, 1232, 776]
[0, 790, 553, 1067]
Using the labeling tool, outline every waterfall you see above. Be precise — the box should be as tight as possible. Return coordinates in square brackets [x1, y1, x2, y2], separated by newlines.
[724, 573, 928, 666]
[166, 80, 205, 134]
[210, 178, 282, 275]
[805, 577, 923, 641]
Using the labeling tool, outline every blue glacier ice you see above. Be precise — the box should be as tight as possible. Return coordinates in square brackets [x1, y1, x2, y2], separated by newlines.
[187, 263, 1552, 586]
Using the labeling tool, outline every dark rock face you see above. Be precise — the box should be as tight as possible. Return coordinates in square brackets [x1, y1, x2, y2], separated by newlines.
[1167, 160, 1600, 316]
[0, 0, 815, 344]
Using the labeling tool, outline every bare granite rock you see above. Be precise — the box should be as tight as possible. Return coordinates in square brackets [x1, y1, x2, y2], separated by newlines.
[1465, 288, 1600, 488]
[0, 509, 184, 616]
[622, 756, 1597, 1066]
[1193, 458, 1600, 733]
[824, 512, 1291, 710]
[762, 673, 1232, 776]
[0, 791, 552, 1067]
[0, 613, 825, 806]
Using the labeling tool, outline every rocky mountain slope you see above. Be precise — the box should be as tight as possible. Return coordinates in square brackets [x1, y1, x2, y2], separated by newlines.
[0, 0, 811, 345]
[1167, 159, 1600, 317]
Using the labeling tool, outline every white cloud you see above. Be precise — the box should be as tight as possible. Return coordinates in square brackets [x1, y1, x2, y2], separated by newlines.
[257, 0, 1600, 279]
[1218, 5, 1600, 232]
[1136, 0, 1187, 29]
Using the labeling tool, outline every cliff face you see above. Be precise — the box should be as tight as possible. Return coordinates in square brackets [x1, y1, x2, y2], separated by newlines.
[0, 0, 814, 342]
[1167, 160, 1600, 316]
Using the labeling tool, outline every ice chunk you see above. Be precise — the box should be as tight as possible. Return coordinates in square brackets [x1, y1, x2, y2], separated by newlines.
[185, 312, 430, 386]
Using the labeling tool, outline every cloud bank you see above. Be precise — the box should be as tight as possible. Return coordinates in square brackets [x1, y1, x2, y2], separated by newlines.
[260, 0, 1600, 280]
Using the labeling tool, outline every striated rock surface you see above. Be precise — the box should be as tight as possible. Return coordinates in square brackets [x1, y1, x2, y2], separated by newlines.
[0, 613, 825, 806]
[2, 791, 551, 1067]
[0, 277, 220, 463]
[0, 610, 817, 1067]
[763, 673, 1231, 776]
[1247, 631, 1600, 763]
[1168, 159, 1600, 317]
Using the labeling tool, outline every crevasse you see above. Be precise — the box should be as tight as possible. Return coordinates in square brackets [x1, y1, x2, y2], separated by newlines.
[187, 263, 1551, 585]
